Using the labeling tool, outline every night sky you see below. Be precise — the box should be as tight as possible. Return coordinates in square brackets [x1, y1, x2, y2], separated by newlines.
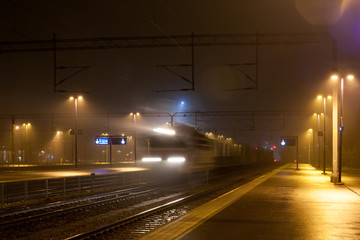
[1, 0, 360, 150]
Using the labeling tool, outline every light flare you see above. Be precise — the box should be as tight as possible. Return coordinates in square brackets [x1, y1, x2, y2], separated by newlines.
[142, 157, 162, 162]
[153, 128, 176, 135]
[167, 157, 186, 163]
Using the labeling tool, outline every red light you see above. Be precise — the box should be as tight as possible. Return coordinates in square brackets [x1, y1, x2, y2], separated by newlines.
[274, 159, 277, 162]
[273, 145, 277, 149]
[294, 159, 297, 163]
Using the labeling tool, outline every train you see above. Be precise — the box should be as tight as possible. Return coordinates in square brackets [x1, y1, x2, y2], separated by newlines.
[140, 124, 275, 173]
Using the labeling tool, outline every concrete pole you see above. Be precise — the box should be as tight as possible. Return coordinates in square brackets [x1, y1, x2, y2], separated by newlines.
[109, 138, 112, 168]
[74, 98, 78, 168]
[322, 98, 326, 174]
[317, 114, 321, 169]
[331, 84, 339, 183]
[296, 136, 299, 170]
[11, 116, 15, 164]
[133, 114, 137, 166]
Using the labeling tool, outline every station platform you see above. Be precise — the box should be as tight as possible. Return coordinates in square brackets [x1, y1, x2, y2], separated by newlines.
[139, 163, 360, 240]
[0, 166, 146, 183]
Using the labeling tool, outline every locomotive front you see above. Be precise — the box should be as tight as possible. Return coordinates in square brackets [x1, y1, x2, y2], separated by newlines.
[141, 124, 216, 172]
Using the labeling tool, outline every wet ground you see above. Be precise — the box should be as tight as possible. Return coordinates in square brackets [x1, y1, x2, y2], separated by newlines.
[139, 163, 360, 240]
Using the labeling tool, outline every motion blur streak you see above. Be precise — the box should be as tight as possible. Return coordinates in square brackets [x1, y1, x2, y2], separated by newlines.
[142, 157, 162, 162]
[167, 157, 186, 163]
[153, 128, 176, 135]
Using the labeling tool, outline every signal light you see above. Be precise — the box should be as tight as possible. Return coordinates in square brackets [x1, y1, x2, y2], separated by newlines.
[273, 145, 277, 149]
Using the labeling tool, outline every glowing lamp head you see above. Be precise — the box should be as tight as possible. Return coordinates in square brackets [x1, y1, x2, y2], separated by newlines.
[331, 75, 339, 80]
[347, 74, 354, 80]
[317, 95, 323, 100]
[69, 96, 82, 101]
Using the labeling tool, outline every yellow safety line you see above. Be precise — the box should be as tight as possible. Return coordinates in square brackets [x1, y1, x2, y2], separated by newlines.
[137, 163, 290, 240]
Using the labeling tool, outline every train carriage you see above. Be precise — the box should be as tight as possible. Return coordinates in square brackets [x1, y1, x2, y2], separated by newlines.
[141, 124, 216, 172]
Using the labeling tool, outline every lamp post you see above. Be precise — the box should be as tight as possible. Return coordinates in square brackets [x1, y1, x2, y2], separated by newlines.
[69, 96, 83, 168]
[23, 123, 31, 164]
[13, 124, 20, 164]
[317, 95, 331, 174]
[130, 112, 140, 165]
[307, 128, 313, 164]
[11, 117, 15, 165]
[313, 113, 321, 168]
[331, 74, 354, 183]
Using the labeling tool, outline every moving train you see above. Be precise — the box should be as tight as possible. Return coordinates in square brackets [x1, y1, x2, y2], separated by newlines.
[140, 124, 274, 173]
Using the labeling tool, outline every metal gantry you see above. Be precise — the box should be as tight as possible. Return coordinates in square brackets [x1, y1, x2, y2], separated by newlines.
[0, 33, 334, 53]
[0, 32, 336, 92]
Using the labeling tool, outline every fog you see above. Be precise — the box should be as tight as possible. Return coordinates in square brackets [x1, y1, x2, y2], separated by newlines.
[1, 0, 360, 167]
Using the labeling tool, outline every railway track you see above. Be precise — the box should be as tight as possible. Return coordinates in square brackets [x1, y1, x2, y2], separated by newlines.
[0, 188, 158, 228]
[0, 186, 148, 223]
[66, 182, 233, 240]
[0, 163, 281, 239]
[64, 164, 283, 240]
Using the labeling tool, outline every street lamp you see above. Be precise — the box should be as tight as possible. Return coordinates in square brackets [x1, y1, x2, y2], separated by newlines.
[69, 96, 83, 168]
[313, 113, 321, 168]
[331, 74, 354, 183]
[317, 95, 331, 174]
[130, 112, 140, 165]
[22, 123, 31, 164]
[307, 128, 313, 164]
[12, 124, 21, 164]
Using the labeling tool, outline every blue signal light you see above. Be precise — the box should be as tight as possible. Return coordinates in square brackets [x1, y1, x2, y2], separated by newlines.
[95, 137, 109, 145]
[112, 137, 127, 145]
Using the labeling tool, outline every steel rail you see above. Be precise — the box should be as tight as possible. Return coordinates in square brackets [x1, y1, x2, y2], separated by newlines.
[65, 181, 238, 240]
[0, 187, 156, 228]
[64, 164, 281, 239]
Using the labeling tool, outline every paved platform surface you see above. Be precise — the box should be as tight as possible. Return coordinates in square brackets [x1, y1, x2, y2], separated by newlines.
[0, 166, 146, 183]
[139, 163, 360, 240]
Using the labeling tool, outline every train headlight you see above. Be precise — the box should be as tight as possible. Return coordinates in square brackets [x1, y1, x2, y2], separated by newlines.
[167, 157, 186, 163]
[153, 128, 176, 135]
[142, 157, 162, 162]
